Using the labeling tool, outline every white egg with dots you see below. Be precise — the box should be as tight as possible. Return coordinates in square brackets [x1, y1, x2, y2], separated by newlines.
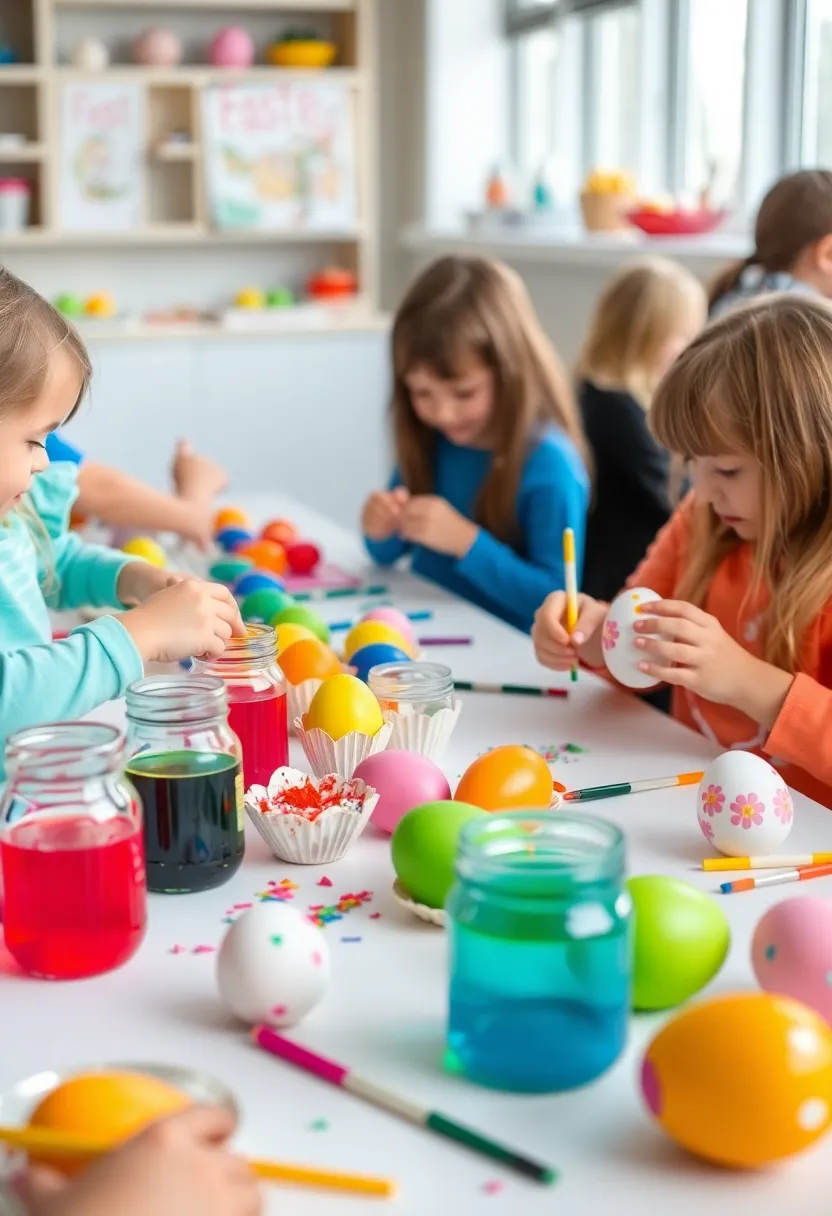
[698, 750, 794, 857]
[216, 903, 330, 1028]
[602, 587, 662, 689]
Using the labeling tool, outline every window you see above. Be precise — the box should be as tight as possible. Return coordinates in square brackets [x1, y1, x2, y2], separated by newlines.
[802, 0, 832, 164]
[683, 0, 748, 203]
[586, 7, 641, 180]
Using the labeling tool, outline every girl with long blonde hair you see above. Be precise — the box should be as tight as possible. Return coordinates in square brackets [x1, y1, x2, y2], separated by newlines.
[361, 255, 589, 632]
[533, 294, 832, 807]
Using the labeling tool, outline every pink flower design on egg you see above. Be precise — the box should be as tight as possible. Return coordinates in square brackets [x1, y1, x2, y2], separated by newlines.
[699, 817, 715, 842]
[700, 784, 724, 816]
[729, 792, 765, 829]
[602, 619, 620, 652]
[773, 788, 793, 825]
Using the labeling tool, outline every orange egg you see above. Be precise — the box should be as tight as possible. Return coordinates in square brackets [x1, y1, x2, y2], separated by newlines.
[455, 745, 554, 812]
[213, 507, 249, 533]
[261, 518, 297, 548]
[236, 539, 287, 575]
[278, 638, 342, 685]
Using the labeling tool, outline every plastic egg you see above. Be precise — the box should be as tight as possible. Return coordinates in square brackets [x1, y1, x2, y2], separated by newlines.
[210, 26, 255, 69]
[360, 606, 416, 647]
[133, 27, 182, 67]
[602, 586, 662, 689]
[344, 620, 414, 661]
[698, 750, 793, 857]
[641, 991, 832, 1167]
[261, 519, 297, 547]
[233, 570, 285, 599]
[241, 588, 293, 624]
[391, 800, 487, 908]
[271, 605, 329, 644]
[286, 541, 321, 576]
[628, 876, 730, 1011]
[70, 37, 110, 71]
[349, 642, 412, 684]
[752, 897, 832, 1023]
[122, 536, 166, 568]
[216, 904, 329, 1028]
[236, 539, 287, 575]
[209, 556, 252, 584]
[276, 622, 317, 654]
[214, 507, 249, 533]
[455, 745, 553, 812]
[305, 674, 383, 741]
[85, 292, 117, 318]
[354, 751, 452, 834]
[278, 638, 342, 687]
[216, 526, 254, 554]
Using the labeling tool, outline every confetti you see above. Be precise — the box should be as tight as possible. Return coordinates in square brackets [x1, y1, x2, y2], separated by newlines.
[271, 935, 283, 946]
[317, 876, 333, 887]
[308, 1118, 330, 1132]
[341, 936, 362, 943]
[526, 742, 587, 764]
[192, 945, 216, 955]
[168, 945, 187, 955]
[369, 912, 381, 920]
[483, 1180, 505, 1196]
[307, 890, 373, 928]
[256, 878, 300, 903]
[233, 902, 253, 910]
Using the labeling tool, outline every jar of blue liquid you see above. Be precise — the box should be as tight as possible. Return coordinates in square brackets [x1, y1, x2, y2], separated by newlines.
[447, 812, 631, 1093]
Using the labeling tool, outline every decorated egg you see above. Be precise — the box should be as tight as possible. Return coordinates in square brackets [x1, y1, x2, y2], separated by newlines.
[210, 26, 255, 69]
[272, 605, 330, 644]
[278, 638, 342, 687]
[261, 519, 297, 547]
[233, 570, 285, 599]
[209, 556, 252, 585]
[455, 745, 553, 812]
[354, 751, 451, 834]
[752, 897, 832, 1023]
[241, 587, 293, 624]
[305, 674, 383, 740]
[216, 526, 254, 554]
[628, 876, 730, 1011]
[360, 606, 416, 648]
[698, 751, 793, 857]
[236, 539, 287, 575]
[133, 27, 182, 67]
[276, 622, 317, 654]
[641, 991, 832, 1167]
[285, 541, 321, 575]
[349, 642, 412, 684]
[344, 620, 415, 661]
[122, 536, 166, 568]
[601, 586, 662, 689]
[391, 800, 487, 908]
[216, 904, 329, 1028]
[214, 507, 250, 533]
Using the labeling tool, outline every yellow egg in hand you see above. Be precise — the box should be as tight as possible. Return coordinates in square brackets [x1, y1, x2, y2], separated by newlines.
[343, 621, 414, 661]
[305, 674, 384, 740]
[122, 537, 167, 568]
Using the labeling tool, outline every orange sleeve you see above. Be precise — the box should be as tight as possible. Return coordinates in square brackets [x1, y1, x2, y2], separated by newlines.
[626, 496, 693, 597]
[765, 625, 832, 783]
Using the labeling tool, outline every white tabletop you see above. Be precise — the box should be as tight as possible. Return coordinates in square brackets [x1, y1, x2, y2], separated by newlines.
[4, 496, 832, 1215]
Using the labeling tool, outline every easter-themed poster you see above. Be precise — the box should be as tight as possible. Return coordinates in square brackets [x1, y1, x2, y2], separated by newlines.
[59, 82, 145, 231]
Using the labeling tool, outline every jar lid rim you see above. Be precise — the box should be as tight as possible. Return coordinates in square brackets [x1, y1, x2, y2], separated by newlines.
[6, 721, 122, 759]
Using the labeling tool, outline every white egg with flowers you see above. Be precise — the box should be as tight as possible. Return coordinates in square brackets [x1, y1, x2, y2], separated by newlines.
[602, 587, 662, 689]
[698, 750, 794, 857]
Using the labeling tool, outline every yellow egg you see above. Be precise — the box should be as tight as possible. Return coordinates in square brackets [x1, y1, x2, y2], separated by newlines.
[305, 674, 384, 740]
[343, 621, 414, 661]
[276, 622, 317, 654]
[122, 536, 167, 568]
[235, 287, 266, 310]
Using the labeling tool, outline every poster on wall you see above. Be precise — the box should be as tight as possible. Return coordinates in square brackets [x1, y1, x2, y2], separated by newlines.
[202, 81, 356, 231]
[59, 82, 145, 231]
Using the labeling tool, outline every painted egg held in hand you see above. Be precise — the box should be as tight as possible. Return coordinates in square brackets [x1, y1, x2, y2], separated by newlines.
[354, 751, 452, 834]
[455, 745, 553, 811]
[752, 897, 832, 1023]
[601, 587, 662, 689]
[698, 750, 793, 857]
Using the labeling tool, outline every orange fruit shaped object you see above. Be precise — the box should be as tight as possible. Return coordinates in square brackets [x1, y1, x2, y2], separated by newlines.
[455, 745, 554, 812]
[261, 518, 297, 548]
[235, 539, 287, 576]
[214, 507, 249, 533]
[278, 637, 342, 686]
[641, 991, 832, 1168]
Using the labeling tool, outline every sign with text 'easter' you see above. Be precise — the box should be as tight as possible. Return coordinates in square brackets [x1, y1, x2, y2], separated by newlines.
[59, 82, 144, 231]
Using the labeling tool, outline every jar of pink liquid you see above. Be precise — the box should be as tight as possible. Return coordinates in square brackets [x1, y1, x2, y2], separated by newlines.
[192, 624, 288, 790]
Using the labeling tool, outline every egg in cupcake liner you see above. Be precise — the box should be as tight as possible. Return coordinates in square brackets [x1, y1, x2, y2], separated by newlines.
[244, 767, 379, 864]
[381, 699, 462, 763]
[285, 678, 324, 736]
[294, 718, 393, 780]
[392, 878, 446, 927]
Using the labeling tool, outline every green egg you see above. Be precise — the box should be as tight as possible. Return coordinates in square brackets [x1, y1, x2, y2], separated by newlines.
[628, 875, 730, 1011]
[209, 556, 253, 584]
[54, 293, 85, 318]
[271, 605, 330, 644]
[241, 588, 294, 624]
[391, 800, 487, 910]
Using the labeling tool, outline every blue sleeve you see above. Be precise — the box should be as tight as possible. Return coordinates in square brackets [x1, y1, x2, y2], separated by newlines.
[455, 437, 589, 632]
[363, 467, 413, 567]
[45, 431, 84, 465]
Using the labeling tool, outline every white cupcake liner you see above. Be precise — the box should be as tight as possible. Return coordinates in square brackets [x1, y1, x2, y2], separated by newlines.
[293, 719, 393, 779]
[392, 879, 446, 927]
[381, 700, 462, 762]
[286, 679, 322, 736]
[245, 768, 380, 864]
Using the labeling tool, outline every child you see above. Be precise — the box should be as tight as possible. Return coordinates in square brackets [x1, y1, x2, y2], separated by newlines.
[578, 258, 706, 601]
[0, 267, 243, 765]
[533, 294, 832, 809]
[361, 255, 589, 633]
[710, 169, 832, 317]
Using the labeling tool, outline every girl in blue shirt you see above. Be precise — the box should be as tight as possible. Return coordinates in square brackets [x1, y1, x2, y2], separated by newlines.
[362, 255, 589, 632]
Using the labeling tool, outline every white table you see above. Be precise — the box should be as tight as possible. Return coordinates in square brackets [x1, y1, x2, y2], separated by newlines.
[4, 496, 832, 1215]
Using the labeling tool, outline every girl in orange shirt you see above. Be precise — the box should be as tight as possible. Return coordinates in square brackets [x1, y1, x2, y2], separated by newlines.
[533, 294, 832, 808]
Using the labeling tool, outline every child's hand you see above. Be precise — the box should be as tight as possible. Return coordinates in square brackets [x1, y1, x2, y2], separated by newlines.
[22, 1105, 261, 1216]
[172, 440, 228, 504]
[117, 561, 184, 607]
[399, 495, 478, 558]
[362, 488, 408, 541]
[118, 578, 245, 664]
[533, 592, 609, 671]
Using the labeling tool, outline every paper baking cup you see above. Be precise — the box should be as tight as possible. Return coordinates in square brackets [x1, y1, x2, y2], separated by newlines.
[245, 769, 380, 864]
[381, 700, 462, 762]
[392, 879, 445, 927]
[286, 679, 322, 735]
[294, 719, 393, 779]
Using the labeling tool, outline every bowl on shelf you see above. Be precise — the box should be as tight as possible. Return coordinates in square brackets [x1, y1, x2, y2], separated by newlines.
[307, 268, 357, 300]
[267, 40, 336, 69]
[626, 206, 727, 236]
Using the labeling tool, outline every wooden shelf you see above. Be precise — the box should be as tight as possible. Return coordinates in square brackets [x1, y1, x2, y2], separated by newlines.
[72, 309, 388, 343]
[0, 142, 45, 161]
[55, 66, 363, 86]
[153, 141, 197, 162]
[0, 67, 44, 83]
[0, 223, 366, 247]
[53, 0, 356, 9]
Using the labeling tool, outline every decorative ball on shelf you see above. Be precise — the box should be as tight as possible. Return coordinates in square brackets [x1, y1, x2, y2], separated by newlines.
[210, 27, 255, 69]
[0, 44, 19, 66]
[234, 287, 266, 311]
[85, 293, 117, 319]
[133, 28, 183, 68]
[54, 294, 85, 319]
[70, 37, 110, 71]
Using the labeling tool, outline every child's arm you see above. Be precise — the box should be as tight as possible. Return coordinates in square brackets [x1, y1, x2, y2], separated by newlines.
[75, 462, 213, 548]
[591, 391, 672, 518]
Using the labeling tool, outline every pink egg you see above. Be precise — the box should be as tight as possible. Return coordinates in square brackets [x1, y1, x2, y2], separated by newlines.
[210, 26, 255, 68]
[360, 607, 416, 648]
[353, 751, 451, 834]
[752, 897, 832, 1022]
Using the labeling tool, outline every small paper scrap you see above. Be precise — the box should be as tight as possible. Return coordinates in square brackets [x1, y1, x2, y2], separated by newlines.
[192, 945, 216, 955]
[369, 912, 381, 920]
[483, 1180, 505, 1196]
[168, 945, 187, 955]
[318, 876, 333, 887]
[309, 1118, 330, 1132]
[341, 936, 362, 943]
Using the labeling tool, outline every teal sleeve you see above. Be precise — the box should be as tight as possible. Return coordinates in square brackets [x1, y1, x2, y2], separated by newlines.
[363, 467, 412, 566]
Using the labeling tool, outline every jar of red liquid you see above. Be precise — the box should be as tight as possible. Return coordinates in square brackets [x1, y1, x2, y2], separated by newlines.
[191, 624, 288, 790]
[0, 723, 146, 981]
[125, 675, 244, 894]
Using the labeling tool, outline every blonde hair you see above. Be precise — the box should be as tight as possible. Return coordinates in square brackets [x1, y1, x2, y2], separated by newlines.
[650, 294, 832, 672]
[391, 255, 587, 543]
[578, 257, 706, 407]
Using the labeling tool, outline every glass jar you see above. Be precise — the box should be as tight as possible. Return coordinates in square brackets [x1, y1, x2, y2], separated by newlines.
[191, 624, 288, 789]
[125, 675, 244, 894]
[446, 811, 631, 1093]
[0, 723, 146, 980]
[368, 661, 454, 717]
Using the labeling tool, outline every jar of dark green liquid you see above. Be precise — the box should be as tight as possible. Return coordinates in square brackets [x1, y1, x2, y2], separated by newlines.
[125, 676, 244, 894]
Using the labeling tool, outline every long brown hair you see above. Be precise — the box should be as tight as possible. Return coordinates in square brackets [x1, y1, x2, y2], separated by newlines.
[709, 170, 832, 309]
[650, 294, 832, 672]
[391, 255, 585, 542]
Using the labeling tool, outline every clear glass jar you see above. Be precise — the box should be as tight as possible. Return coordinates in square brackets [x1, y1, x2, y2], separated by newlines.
[368, 661, 454, 717]
[191, 624, 288, 789]
[446, 811, 631, 1093]
[0, 723, 146, 980]
[125, 675, 244, 895]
